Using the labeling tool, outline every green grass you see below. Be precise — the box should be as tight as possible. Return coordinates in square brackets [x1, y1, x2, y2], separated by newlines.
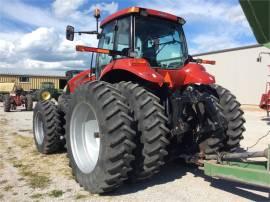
[29, 175, 50, 189]
[4, 185, 13, 191]
[75, 193, 88, 200]
[13, 161, 23, 168]
[0, 180, 8, 185]
[30, 193, 43, 199]
[48, 190, 64, 198]
[15, 161, 51, 189]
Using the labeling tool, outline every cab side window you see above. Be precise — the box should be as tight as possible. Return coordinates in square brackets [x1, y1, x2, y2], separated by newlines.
[96, 21, 114, 71]
[115, 17, 130, 54]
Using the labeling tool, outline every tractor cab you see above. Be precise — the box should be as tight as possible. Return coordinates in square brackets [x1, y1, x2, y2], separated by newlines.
[66, 7, 215, 91]
[96, 7, 188, 75]
[66, 8, 190, 76]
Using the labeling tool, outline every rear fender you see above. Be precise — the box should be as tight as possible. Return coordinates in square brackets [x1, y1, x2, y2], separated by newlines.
[100, 58, 164, 86]
[68, 70, 96, 93]
[180, 63, 215, 85]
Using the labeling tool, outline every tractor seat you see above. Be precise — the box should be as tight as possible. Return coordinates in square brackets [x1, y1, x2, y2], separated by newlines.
[143, 47, 158, 66]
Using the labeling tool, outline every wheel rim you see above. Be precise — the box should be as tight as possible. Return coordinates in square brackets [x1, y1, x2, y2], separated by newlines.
[34, 112, 44, 145]
[70, 102, 100, 174]
[41, 91, 51, 100]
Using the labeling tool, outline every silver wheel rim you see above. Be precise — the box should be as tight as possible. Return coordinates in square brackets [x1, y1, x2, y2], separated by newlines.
[70, 102, 100, 174]
[34, 112, 44, 145]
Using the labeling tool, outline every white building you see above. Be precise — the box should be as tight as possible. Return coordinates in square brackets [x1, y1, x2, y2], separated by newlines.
[193, 44, 270, 105]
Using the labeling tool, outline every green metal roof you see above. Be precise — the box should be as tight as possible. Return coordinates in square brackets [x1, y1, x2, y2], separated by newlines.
[240, 0, 270, 48]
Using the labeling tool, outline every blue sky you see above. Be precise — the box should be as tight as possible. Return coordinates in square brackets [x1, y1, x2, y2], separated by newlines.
[0, 0, 257, 71]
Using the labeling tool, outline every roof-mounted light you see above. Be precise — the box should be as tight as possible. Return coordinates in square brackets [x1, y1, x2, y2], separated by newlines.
[128, 7, 140, 13]
[140, 9, 148, 16]
[178, 17, 186, 25]
[94, 8, 100, 18]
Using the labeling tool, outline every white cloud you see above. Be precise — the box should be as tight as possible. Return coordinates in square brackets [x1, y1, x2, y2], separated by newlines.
[0, 0, 103, 71]
[190, 34, 243, 53]
[0, 0, 255, 71]
[52, 0, 86, 17]
[0, 0, 65, 29]
[0, 27, 97, 70]
[17, 27, 59, 52]
[89, 2, 118, 15]
[0, 40, 15, 61]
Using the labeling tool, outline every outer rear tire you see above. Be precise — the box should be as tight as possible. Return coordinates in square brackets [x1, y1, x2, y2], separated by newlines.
[65, 81, 136, 194]
[201, 94, 227, 154]
[4, 95, 11, 112]
[116, 81, 170, 181]
[211, 84, 245, 151]
[33, 101, 65, 154]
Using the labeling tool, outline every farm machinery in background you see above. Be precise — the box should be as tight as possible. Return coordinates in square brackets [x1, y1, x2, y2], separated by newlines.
[258, 52, 270, 116]
[33, 70, 82, 101]
[0, 82, 33, 112]
[33, 7, 247, 193]
[34, 82, 60, 101]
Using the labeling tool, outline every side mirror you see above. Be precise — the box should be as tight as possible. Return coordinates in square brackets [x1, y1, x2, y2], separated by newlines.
[66, 25, 75, 41]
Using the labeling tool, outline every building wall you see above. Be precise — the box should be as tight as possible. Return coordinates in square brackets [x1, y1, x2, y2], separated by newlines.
[194, 46, 270, 105]
[0, 75, 62, 91]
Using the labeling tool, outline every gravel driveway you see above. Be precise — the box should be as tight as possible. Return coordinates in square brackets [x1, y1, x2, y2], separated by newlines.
[0, 103, 269, 201]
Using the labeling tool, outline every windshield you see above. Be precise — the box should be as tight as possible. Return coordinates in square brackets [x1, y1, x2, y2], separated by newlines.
[42, 82, 54, 88]
[135, 16, 188, 68]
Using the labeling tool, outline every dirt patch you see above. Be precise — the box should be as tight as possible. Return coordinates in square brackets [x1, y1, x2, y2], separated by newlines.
[0, 114, 85, 201]
[0, 105, 269, 201]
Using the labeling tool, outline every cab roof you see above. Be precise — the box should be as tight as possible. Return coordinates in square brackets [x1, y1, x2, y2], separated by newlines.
[100, 7, 185, 27]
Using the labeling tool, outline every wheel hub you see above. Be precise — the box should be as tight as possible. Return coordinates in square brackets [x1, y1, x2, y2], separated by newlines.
[34, 112, 45, 145]
[70, 102, 100, 174]
[41, 91, 51, 100]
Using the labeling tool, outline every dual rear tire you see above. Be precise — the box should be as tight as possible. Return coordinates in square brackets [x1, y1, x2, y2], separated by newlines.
[33, 81, 170, 193]
[32, 81, 245, 194]
[65, 81, 137, 193]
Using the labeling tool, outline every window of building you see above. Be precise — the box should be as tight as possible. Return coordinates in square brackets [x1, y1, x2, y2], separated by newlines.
[19, 76, 30, 83]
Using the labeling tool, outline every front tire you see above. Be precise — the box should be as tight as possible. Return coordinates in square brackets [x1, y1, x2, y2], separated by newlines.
[33, 101, 65, 154]
[65, 81, 136, 193]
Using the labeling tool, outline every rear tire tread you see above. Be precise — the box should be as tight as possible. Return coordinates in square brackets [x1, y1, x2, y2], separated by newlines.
[116, 81, 170, 181]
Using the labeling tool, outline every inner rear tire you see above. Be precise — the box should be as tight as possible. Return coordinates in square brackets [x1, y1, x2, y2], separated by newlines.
[33, 101, 65, 154]
[116, 81, 170, 181]
[211, 84, 245, 151]
[65, 81, 136, 194]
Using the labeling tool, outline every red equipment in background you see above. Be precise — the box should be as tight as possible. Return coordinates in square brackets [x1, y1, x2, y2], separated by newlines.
[259, 64, 270, 116]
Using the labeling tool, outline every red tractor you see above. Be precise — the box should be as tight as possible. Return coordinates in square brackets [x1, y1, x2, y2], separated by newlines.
[33, 7, 245, 193]
[4, 85, 33, 112]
